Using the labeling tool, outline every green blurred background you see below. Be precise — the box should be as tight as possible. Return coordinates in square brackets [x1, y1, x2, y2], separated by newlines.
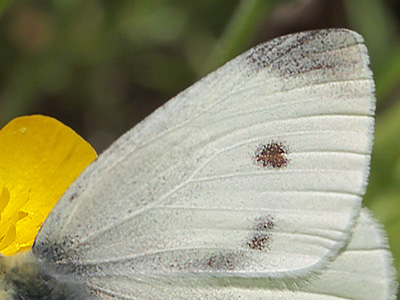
[0, 0, 399, 295]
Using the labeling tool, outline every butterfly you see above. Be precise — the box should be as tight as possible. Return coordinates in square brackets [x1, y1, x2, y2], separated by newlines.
[1, 28, 397, 300]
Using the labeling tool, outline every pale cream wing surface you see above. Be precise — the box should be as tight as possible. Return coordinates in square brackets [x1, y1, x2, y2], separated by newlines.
[80, 209, 399, 300]
[33, 29, 375, 283]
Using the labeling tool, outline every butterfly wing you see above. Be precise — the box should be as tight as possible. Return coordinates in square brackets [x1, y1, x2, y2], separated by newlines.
[33, 29, 376, 290]
[76, 209, 399, 300]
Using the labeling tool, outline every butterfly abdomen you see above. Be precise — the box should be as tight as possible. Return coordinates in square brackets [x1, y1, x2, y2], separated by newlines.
[0, 252, 87, 300]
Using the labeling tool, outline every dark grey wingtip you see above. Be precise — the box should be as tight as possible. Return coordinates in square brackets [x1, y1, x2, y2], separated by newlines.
[245, 28, 366, 76]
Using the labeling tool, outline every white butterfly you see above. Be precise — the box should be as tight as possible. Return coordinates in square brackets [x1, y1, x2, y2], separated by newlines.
[1, 28, 397, 299]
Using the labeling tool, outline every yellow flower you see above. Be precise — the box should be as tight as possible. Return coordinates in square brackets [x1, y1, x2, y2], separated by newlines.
[0, 115, 97, 256]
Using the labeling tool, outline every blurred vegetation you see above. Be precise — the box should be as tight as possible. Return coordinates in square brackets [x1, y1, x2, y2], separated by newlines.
[0, 0, 399, 295]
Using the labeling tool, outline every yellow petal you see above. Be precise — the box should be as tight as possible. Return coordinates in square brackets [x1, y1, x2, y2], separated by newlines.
[0, 115, 97, 255]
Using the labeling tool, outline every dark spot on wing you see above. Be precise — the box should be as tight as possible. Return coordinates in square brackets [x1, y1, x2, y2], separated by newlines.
[247, 215, 275, 251]
[255, 215, 275, 231]
[255, 142, 289, 169]
[177, 251, 248, 273]
[69, 193, 77, 202]
[206, 253, 237, 271]
[247, 233, 270, 250]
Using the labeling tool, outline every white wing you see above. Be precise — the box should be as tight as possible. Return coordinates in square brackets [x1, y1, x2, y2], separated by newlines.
[77, 209, 399, 299]
[33, 29, 376, 290]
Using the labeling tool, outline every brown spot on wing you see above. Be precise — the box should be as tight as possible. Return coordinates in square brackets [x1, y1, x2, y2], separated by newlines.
[247, 215, 275, 251]
[255, 142, 289, 169]
[247, 233, 270, 250]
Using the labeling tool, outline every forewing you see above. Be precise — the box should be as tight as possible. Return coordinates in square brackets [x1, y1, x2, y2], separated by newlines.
[33, 29, 375, 281]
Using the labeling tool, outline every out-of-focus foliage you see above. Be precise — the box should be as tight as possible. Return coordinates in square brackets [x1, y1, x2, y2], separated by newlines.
[0, 0, 399, 295]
